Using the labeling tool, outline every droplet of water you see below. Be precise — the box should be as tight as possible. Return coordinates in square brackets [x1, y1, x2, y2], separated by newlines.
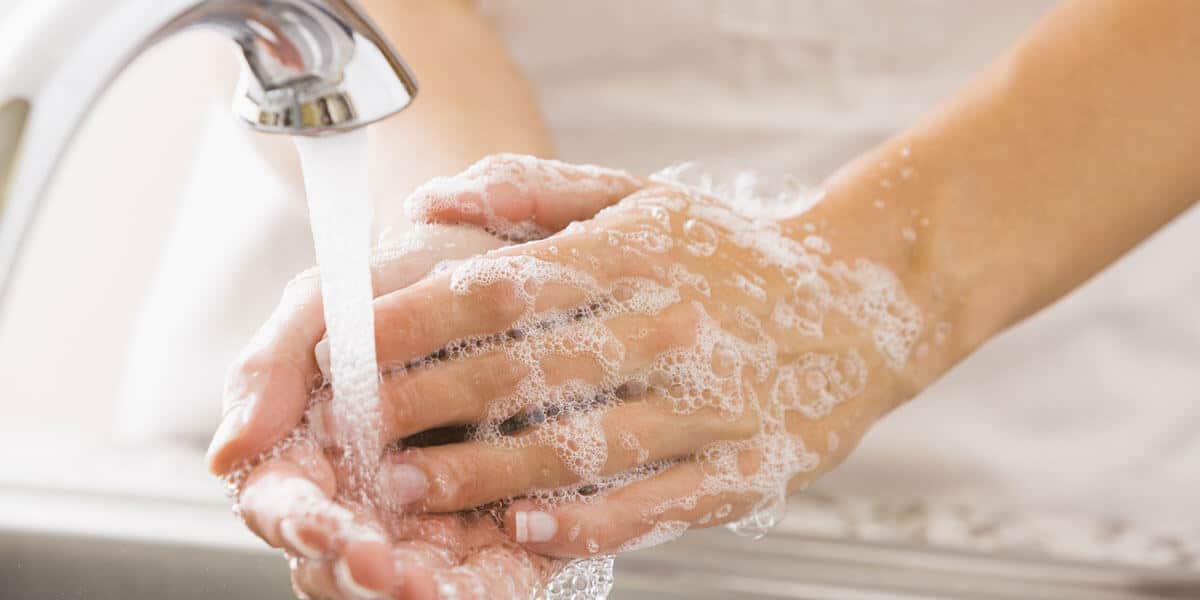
[727, 498, 787, 540]
[538, 556, 615, 600]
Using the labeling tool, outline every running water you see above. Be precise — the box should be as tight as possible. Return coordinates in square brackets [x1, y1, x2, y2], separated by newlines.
[294, 135, 614, 599]
[294, 129, 384, 497]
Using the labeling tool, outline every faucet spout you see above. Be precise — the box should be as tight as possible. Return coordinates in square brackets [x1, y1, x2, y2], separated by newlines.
[207, 0, 419, 134]
[0, 0, 418, 306]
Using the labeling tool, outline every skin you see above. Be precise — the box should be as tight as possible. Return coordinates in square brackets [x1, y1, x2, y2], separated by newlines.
[359, 0, 555, 226]
[206, 1, 1200, 598]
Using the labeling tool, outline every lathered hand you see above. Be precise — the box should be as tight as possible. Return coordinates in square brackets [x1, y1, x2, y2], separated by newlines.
[207, 155, 643, 599]
[303, 155, 943, 563]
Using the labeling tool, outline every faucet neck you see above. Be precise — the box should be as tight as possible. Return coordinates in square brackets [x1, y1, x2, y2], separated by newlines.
[0, 0, 416, 309]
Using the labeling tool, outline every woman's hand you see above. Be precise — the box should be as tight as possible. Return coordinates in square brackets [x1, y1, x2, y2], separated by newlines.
[234, 436, 562, 599]
[303, 156, 944, 560]
[215, 223, 555, 599]
[206, 155, 644, 599]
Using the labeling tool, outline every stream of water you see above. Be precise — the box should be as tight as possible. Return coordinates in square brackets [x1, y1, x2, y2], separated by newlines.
[294, 130, 384, 497]
[294, 132, 612, 599]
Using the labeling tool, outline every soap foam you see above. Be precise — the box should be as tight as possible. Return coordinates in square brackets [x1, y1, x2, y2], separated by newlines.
[416, 161, 928, 555]
[233, 154, 935, 598]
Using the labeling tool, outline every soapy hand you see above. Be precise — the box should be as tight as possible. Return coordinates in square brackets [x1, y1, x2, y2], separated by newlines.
[207, 155, 645, 599]
[233, 432, 562, 599]
[209, 154, 939, 598]
[213, 223, 560, 599]
[307, 155, 933, 559]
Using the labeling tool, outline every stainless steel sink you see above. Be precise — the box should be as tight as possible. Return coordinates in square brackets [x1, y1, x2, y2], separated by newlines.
[1, 530, 290, 600]
[1, 441, 1198, 600]
[3, 487, 1200, 599]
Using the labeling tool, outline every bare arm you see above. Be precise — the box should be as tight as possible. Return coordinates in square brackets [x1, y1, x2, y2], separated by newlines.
[361, 0, 554, 224]
[804, 0, 1200, 392]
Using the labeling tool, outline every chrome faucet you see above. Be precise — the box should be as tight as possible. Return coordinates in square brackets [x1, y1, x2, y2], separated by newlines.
[0, 0, 418, 302]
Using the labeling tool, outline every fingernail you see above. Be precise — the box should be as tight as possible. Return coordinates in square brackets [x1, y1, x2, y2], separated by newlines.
[314, 337, 331, 382]
[335, 557, 387, 599]
[279, 519, 322, 559]
[205, 403, 250, 469]
[379, 462, 429, 507]
[515, 511, 557, 544]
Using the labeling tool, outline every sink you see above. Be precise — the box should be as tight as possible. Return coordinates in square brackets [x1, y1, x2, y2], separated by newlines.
[2, 530, 289, 600]
[4, 491, 1200, 599]
[2, 437, 1199, 599]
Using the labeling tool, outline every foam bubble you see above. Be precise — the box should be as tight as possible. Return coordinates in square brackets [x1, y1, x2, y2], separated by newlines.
[539, 556, 615, 600]
[617, 520, 690, 553]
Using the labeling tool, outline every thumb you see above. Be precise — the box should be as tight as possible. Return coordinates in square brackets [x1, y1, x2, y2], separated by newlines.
[208, 225, 506, 475]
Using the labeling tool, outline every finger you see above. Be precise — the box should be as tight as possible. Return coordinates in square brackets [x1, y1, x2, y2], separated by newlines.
[371, 225, 508, 292]
[405, 154, 643, 239]
[422, 545, 552, 600]
[369, 299, 712, 512]
[237, 456, 351, 559]
[207, 273, 325, 475]
[371, 213, 690, 373]
[387, 514, 553, 599]
[313, 348, 529, 448]
[290, 558, 341, 600]
[207, 226, 509, 476]
[504, 457, 771, 558]
[368, 275, 577, 384]
[359, 281, 701, 449]
[291, 541, 396, 600]
[320, 322, 630, 449]
[336, 539, 395, 599]
[236, 439, 397, 568]
[387, 395, 757, 513]
[393, 563, 438, 600]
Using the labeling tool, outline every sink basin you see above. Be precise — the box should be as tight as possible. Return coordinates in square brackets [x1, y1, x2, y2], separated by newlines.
[2, 437, 1198, 599]
[2, 530, 289, 600]
[4, 489, 1200, 599]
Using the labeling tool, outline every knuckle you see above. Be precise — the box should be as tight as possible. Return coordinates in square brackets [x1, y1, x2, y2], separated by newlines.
[482, 152, 528, 173]
[477, 281, 526, 326]
[485, 355, 525, 390]
[423, 452, 483, 510]
[726, 410, 761, 441]
[382, 376, 418, 430]
[383, 298, 435, 351]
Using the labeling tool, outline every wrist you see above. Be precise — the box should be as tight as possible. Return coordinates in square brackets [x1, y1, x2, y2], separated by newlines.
[786, 137, 993, 396]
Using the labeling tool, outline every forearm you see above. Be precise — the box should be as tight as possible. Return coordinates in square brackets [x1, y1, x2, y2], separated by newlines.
[361, 0, 554, 223]
[799, 0, 1200, 388]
